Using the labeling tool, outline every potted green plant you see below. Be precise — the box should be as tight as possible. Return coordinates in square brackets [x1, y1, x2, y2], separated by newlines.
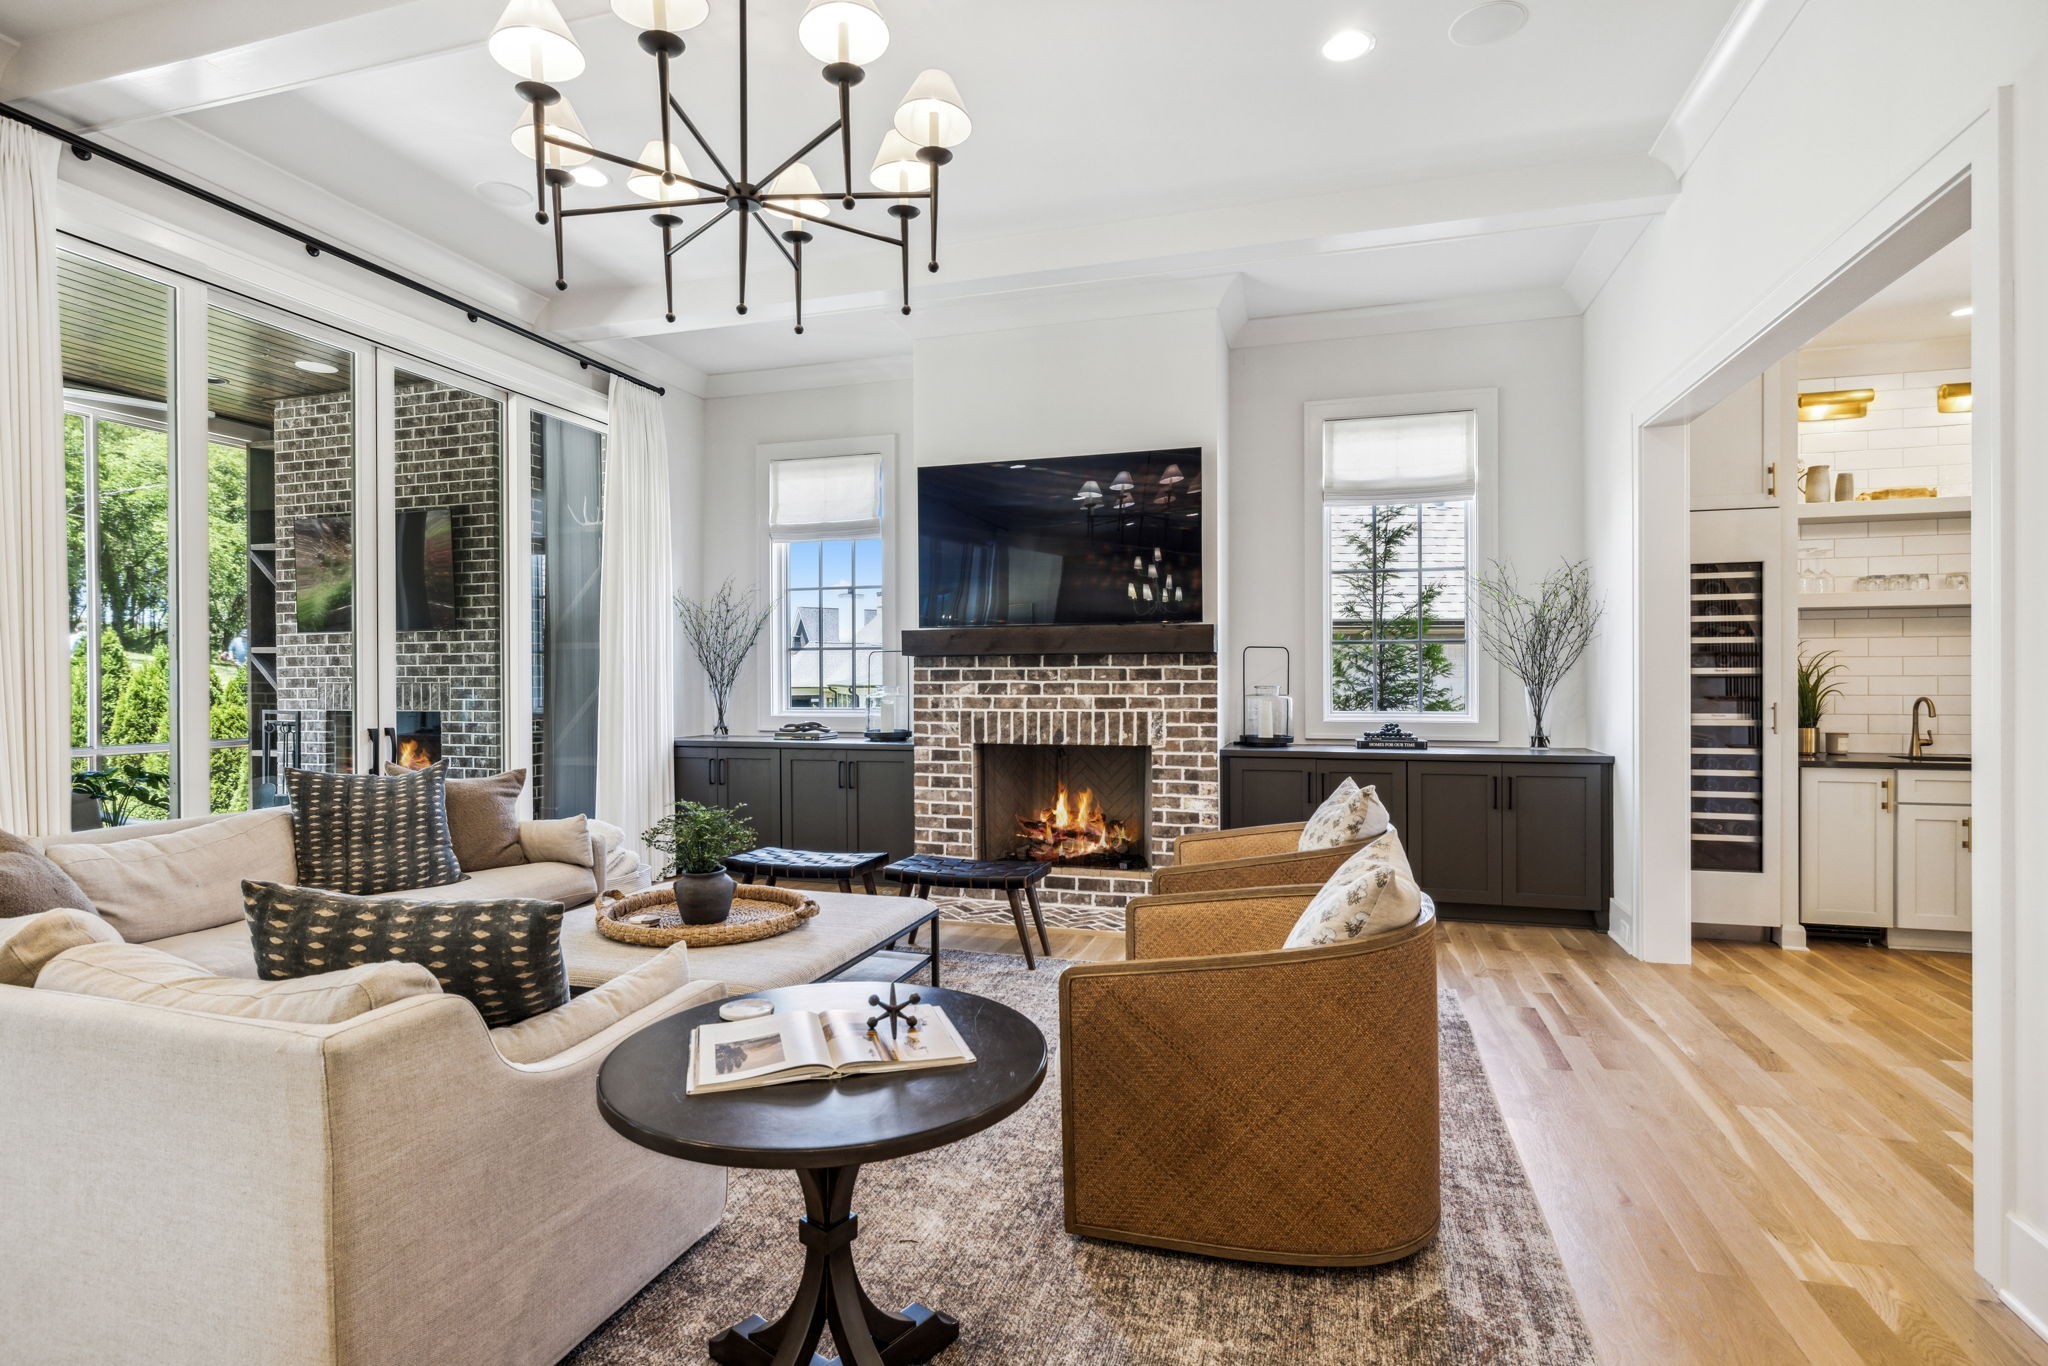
[641, 800, 758, 924]
[1796, 650, 1846, 758]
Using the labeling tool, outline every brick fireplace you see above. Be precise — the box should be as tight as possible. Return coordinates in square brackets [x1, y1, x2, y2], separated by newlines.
[910, 637, 1220, 931]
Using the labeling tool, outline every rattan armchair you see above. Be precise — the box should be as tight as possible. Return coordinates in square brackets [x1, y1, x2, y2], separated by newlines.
[1148, 821, 1371, 895]
[1059, 885, 1439, 1266]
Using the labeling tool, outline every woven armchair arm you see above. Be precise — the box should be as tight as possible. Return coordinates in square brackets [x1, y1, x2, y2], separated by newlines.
[1060, 915, 1439, 1264]
[1171, 822, 1304, 865]
[1124, 886, 1320, 960]
[1149, 840, 1364, 896]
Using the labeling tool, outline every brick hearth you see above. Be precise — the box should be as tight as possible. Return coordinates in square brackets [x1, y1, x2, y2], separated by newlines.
[911, 651, 1220, 930]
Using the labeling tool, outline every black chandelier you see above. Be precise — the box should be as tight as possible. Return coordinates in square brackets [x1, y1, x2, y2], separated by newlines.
[488, 0, 969, 332]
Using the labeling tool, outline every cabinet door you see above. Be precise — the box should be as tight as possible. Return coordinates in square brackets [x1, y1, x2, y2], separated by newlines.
[849, 755, 916, 862]
[1312, 760, 1408, 833]
[1798, 768, 1894, 927]
[781, 750, 851, 853]
[1406, 763, 1503, 906]
[1688, 368, 1790, 511]
[1502, 763, 1605, 910]
[1895, 803, 1971, 933]
[675, 746, 720, 809]
[1227, 759, 1315, 828]
[720, 748, 785, 849]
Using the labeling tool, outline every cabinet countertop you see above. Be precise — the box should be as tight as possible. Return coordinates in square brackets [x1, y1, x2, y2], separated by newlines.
[1220, 744, 1613, 763]
[1801, 753, 1971, 772]
[676, 734, 914, 750]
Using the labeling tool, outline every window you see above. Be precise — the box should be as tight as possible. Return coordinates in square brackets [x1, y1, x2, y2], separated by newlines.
[767, 451, 888, 715]
[1305, 395, 1496, 738]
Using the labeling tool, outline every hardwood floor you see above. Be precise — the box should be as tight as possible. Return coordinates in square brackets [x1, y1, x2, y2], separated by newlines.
[940, 915, 2048, 1364]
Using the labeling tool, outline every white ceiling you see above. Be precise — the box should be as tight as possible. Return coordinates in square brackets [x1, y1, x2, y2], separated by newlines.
[1804, 232, 1973, 351]
[0, 0, 1743, 381]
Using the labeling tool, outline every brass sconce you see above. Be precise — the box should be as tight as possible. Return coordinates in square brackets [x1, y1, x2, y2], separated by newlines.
[1936, 382, 1973, 414]
[1797, 388, 1876, 422]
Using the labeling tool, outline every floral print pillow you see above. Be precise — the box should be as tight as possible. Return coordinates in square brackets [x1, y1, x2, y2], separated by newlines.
[1297, 777, 1392, 851]
[1283, 844, 1424, 949]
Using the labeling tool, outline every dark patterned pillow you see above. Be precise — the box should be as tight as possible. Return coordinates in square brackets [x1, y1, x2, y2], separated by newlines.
[242, 880, 568, 1027]
[287, 764, 463, 895]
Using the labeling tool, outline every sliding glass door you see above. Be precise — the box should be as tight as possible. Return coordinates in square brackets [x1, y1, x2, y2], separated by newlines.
[528, 410, 606, 819]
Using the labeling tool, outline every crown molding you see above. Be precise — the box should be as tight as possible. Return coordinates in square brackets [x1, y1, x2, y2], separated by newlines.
[1232, 287, 1580, 350]
[1562, 217, 1654, 310]
[1650, 0, 1812, 179]
[704, 355, 913, 399]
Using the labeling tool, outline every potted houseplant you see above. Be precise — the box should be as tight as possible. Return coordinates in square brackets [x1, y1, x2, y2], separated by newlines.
[642, 800, 759, 924]
[676, 578, 773, 737]
[1471, 559, 1604, 748]
[1796, 650, 1846, 758]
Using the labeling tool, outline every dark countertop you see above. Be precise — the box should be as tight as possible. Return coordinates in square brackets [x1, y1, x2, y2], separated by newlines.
[1802, 752, 1972, 772]
[1220, 743, 1613, 763]
[676, 733, 914, 749]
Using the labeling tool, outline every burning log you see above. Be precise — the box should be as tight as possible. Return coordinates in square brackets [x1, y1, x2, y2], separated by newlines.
[1012, 783, 1135, 863]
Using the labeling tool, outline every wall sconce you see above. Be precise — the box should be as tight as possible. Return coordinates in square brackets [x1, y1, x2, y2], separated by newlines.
[1797, 388, 1875, 422]
[1936, 382, 1973, 414]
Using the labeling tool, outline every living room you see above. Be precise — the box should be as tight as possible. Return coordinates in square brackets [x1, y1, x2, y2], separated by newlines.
[4, 2, 2048, 1364]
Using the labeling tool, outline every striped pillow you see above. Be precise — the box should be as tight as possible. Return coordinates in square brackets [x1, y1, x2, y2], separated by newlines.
[287, 764, 463, 896]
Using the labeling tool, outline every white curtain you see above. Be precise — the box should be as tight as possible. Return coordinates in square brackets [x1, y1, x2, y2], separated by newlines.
[0, 124, 69, 837]
[595, 376, 675, 858]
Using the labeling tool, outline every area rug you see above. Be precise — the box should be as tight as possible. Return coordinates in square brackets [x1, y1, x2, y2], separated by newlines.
[934, 894, 1125, 934]
[565, 952, 1593, 1365]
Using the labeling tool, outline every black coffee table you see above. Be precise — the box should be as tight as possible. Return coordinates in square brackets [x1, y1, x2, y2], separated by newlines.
[597, 982, 1048, 1366]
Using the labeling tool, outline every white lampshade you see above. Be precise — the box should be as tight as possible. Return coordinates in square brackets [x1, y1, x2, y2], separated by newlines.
[867, 129, 931, 195]
[798, 0, 890, 65]
[490, 0, 586, 82]
[892, 68, 971, 148]
[510, 97, 593, 167]
[765, 163, 829, 222]
[627, 140, 692, 199]
[611, 0, 710, 33]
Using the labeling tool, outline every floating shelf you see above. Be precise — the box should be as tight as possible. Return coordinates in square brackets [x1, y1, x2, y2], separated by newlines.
[1796, 496, 1971, 525]
[1799, 589, 1970, 610]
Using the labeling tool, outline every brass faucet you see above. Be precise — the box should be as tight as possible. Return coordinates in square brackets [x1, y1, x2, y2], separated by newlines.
[1910, 696, 1939, 759]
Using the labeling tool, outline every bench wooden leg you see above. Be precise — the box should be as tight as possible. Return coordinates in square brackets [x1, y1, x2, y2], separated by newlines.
[837, 876, 853, 894]
[1024, 883, 1051, 955]
[861, 871, 877, 894]
[1005, 888, 1038, 971]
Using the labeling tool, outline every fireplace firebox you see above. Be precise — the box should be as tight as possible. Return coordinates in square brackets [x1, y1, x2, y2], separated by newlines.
[977, 744, 1149, 869]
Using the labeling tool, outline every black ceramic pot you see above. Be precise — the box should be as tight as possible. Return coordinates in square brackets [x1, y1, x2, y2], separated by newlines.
[673, 869, 736, 925]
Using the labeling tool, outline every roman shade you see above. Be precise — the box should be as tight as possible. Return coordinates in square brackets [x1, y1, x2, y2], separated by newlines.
[768, 452, 884, 540]
[1322, 410, 1477, 502]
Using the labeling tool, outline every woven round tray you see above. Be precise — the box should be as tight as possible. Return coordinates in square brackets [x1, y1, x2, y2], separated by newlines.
[595, 883, 820, 948]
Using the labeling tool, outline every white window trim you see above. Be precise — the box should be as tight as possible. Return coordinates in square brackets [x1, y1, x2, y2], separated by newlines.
[755, 435, 899, 730]
[1301, 390, 1499, 742]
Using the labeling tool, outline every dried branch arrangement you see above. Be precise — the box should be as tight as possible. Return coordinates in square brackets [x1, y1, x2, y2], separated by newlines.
[1471, 559, 1604, 746]
[676, 578, 774, 735]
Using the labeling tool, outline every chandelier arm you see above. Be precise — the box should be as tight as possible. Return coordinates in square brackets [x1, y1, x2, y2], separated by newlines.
[760, 189, 932, 203]
[670, 204, 735, 256]
[753, 212, 798, 271]
[928, 160, 940, 273]
[737, 205, 749, 314]
[546, 134, 728, 197]
[769, 204, 899, 247]
[737, 0, 750, 184]
[558, 196, 725, 220]
[755, 120, 843, 199]
[898, 214, 910, 314]
[549, 177, 567, 289]
[838, 82, 854, 208]
[660, 219, 676, 322]
[667, 97, 736, 188]
[531, 112, 548, 224]
[793, 235, 804, 334]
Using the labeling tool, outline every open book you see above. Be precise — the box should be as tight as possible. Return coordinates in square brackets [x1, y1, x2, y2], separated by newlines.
[687, 1006, 976, 1095]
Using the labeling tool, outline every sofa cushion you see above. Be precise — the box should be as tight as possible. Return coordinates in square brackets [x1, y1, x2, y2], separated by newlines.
[40, 808, 295, 942]
[0, 909, 123, 987]
[147, 921, 259, 978]
[1298, 777, 1391, 851]
[1282, 831, 1423, 949]
[367, 859, 598, 908]
[37, 940, 440, 1023]
[395, 766, 528, 872]
[244, 880, 569, 1027]
[288, 764, 463, 895]
[519, 815, 593, 869]
[491, 943, 692, 1065]
[0, 831, 98, 920]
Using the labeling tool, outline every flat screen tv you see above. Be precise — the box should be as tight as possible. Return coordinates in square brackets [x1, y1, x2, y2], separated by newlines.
[918, 450, 1201, 627]
[395, 507, 457, 632]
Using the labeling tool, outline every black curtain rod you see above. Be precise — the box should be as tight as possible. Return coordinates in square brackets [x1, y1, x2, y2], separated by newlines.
[0, 101, 665, 397]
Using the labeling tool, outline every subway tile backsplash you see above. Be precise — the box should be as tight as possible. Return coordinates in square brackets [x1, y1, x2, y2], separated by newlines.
[1796, 368, 1972, 497]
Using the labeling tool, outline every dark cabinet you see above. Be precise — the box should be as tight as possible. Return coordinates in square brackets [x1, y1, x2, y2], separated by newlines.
[672, 744, 786, 849]
[1313, 760, 1409, 834]
[783, 751, 850, 852]
[1228, 758, 1316, 827]
[1502, 763, 1606, 910]
[848, 755, 915, 861]
[780, 748, 918, 863]
[1406, 763, 1503, 905]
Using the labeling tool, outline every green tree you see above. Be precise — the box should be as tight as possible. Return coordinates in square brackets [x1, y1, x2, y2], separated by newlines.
[105, 645, 173, 820]
[207, 442, 250, 652]
[209, 666, 250, 812]
[1330, 508, 1461, 714]
[69, 627, 134, 748]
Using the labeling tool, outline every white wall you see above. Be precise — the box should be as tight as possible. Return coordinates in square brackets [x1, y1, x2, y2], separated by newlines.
[1580, 0, 2048, 1323]
[1228, 314, 1586, 745]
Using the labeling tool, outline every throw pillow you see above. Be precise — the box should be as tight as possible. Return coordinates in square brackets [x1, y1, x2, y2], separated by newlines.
[288, 764, 463, 896]
[0, 909, 122, 988]
[39, 809, 294, 941]
[390, 766, 527, 872]
[0, 831, 99, 920]
[1282, 855, 1423, 949]
[518, 814, 593, 868]
[37, 940, 439, 1024]
[243, 880, 568, 1028]
[1298, 777, 1392, 851]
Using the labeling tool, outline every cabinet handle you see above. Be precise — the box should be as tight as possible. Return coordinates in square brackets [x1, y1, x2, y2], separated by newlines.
[1770, 703, 1778, 735]
[846, 761, 857, 790]
[1491, 775, 1500, 810]
[1304, 771, 1313, 804]
[1766, 461, 1778, 497]
[719, 758, 730, 788]
[837, 760, 848, 789]
[1506, 775, 1515, 810]
[1879, 778, 1890, 813]
[1962, 816, 1971, 851]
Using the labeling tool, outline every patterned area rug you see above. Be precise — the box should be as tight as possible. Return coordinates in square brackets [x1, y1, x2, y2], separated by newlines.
[565, 952, 1593, 1366]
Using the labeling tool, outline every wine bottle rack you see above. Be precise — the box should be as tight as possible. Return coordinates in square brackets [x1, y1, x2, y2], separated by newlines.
[1690, 562, 1765, 873]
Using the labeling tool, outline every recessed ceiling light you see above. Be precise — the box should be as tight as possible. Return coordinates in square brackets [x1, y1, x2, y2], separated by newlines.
[571, 165, 609, 188]
[1321, 29, 1375, 61]
[293, 359, 340, 375]
[474, 180, 528, 206]
[1951, 305, 1974, 317]
[1449, 1, 1530, 46]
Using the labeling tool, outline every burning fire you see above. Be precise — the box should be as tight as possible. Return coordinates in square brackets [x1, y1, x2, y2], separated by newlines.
[1013, 783, 1135, 864]
[394, 737, 436, 770]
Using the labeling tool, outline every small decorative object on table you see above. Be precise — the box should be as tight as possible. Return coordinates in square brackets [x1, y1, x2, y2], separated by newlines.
[596, 884, 821, 947]
[867, 984, 922, 1038]
[676, 578, 772, 737]
[774, 720, 835, 741]
[1473, 558, 1604, 749]
[1356, 722, 1429, 751]
[640, 800, 760, 924]
[1236, 645, 1296, 747]
[862, 648, 913, 743]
